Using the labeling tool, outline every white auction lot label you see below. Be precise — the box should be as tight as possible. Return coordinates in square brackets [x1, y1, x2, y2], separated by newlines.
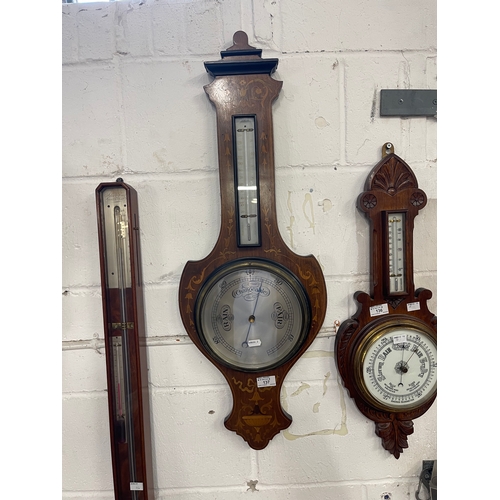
[407, 301, 421, 312]
[257, 375, 276, 388]
[369, 303, 389, 317]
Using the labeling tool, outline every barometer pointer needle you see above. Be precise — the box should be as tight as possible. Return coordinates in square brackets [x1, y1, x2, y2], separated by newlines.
[242, 280, 262, 347]
[399, 346, 405, 386]
[399, 343, 416, 385]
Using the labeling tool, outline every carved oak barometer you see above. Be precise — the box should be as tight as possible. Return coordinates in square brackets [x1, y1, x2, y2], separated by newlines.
[96, 179, 154, 499]
[335, 143, 437, 458]
[178, 31, 327, 450]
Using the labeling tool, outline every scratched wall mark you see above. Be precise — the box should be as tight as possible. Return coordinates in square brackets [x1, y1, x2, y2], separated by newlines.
[286, 190, 295, 248]
[319, 198, 333, 213]
[291, 382, 311, 397]
[281, 351, 348, 440]
[315, 116, 329, 128]
[323, 371, 331, 396]
[303, 192, 315, 234]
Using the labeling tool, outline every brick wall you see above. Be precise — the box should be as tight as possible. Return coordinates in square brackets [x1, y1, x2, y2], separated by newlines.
[62, 1, 437, 498]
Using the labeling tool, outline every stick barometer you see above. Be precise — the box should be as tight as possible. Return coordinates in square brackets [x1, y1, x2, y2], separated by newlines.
[96, 179, 154, 498]
[178, 31, 327, 450]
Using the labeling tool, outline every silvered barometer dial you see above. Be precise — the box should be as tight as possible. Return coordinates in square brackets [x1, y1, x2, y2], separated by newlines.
[195, 259, 310, 371]
[335, 143, 437, 459]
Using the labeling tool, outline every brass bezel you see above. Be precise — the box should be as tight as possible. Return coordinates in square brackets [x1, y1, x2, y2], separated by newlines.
[354, 316, 437, 413]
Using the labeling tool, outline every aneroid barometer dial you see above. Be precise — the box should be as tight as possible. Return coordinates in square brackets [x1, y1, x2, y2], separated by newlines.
[358, 319, 437, 411]
[335, 143, 437, 459]
[195, 259, 311, 371]
[178, 32, 327, 450]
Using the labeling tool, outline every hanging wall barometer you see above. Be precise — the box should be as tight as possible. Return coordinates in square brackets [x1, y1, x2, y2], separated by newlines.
[178, 31, 327, 450]
[335, 143, 437, 458]
[96, 179, 154, 499]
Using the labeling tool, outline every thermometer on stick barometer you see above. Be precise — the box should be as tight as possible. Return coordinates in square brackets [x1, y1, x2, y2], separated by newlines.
[96, 179, 154, 500]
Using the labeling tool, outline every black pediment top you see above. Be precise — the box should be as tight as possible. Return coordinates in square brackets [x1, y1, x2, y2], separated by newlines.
[204, 31, 279, 77]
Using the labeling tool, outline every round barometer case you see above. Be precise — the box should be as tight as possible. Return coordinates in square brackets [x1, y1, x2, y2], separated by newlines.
[195, 258, 311, 372]
[178, 32, 327, 450]
[357, 318, 437, 411]
[335, 143, 437, 459]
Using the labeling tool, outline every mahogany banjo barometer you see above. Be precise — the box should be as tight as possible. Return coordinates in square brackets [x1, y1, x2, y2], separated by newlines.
[96, 179, 154, 499]
[178, 31, 327, 450]
[335, 143, 437, 458]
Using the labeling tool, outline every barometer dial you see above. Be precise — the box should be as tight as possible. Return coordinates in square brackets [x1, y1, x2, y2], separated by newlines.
[358, 323, 437, 411]
[195, 260, 310, 371]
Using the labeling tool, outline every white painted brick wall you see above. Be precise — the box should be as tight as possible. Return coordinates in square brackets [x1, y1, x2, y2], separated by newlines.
[62, 1, 437, 498]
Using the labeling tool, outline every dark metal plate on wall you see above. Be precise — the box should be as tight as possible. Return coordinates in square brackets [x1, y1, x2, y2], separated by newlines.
[380, 89, 437, 117]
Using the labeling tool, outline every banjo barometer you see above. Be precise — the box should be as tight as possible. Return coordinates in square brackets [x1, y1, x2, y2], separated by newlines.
[335, 143, 437, 458]
[178, 31, 327, 450]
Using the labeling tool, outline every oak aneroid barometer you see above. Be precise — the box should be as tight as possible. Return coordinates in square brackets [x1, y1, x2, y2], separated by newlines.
[178, 31, 327, 450]
[335, 143, 437, 458]
[96, 179, 154, 499]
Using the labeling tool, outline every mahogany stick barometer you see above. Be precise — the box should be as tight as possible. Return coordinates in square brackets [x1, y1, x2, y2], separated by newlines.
[335, 143, 437, 458]
[96, 179, 154, 499]
[178, 31, 327, 450]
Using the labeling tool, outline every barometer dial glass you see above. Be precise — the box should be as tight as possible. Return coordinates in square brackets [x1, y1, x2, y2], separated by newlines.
[195, 260, 311, 371]
[360, 325, 437, 411]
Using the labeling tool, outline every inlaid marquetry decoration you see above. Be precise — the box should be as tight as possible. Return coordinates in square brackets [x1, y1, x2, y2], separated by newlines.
[178, 31, 327, 450]
[335, 143, 437, 458]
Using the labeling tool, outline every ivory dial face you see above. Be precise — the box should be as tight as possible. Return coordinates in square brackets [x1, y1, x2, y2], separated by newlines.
[195, 260, 311, 372]
[360, 325, 437, 410]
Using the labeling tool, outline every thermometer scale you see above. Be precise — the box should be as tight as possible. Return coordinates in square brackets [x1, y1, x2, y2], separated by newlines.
[111, 336, 126, 443]
[387, 212, 406, 294]
[234, 116, 259, 246]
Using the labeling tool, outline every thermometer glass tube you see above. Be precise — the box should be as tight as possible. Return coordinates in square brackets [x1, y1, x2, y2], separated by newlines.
[101, 186, 139, 497]
[234, 116, 260, 246]
[387, 212, 406, 294]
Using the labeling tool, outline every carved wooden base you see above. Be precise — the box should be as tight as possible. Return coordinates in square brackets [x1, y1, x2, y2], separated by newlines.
[375, 416, 414, 459]
[224, 375, 291, 450]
